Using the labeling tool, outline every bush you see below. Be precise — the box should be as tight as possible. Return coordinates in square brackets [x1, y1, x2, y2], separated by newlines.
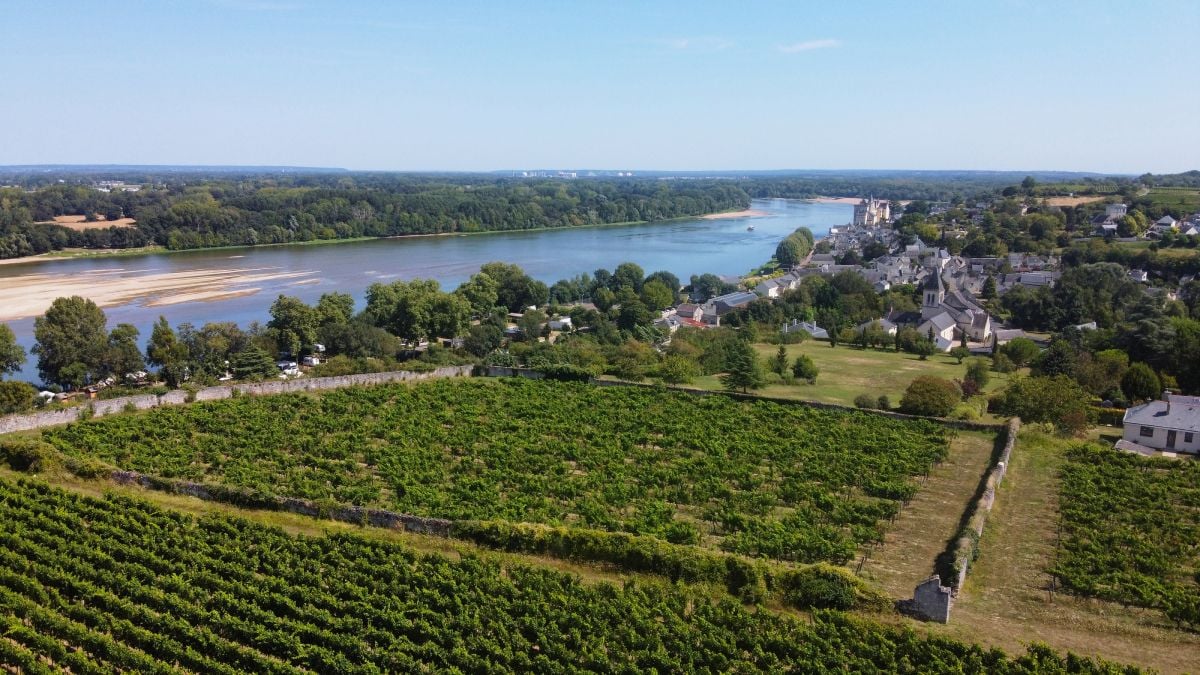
[853, 394, 876, 409]
[965, 358, 991, 389]
[1120, 362, 1161, 403]
[778, 565, 859, 610]
[992, 352, 1016, 373]
[899, 376, 961, 417]
[1092, 407, 1126, 426]
[996, 375, 1094, 435]
[791, 354, 819, 384]
[876, 395, 890, 410]
[0, 439, 57, 473]
[0, 380, 37, 415]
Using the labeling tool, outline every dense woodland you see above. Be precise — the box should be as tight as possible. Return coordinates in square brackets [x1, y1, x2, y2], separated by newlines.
[0, 176, 748, 259]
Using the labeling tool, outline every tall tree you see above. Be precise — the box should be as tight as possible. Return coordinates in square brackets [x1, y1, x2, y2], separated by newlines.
[146, 317, 190, 387]
[315, 292, 355, 326]
[720, 340, 765, 393]
[268, 295, 320, 356]
[104, 323, 144, 382]
[32, 296, 108, 388]
[0, 323, 25, 378]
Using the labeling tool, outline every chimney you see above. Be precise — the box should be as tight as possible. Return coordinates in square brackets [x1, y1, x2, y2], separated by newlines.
[1164, 390, 1172, 413]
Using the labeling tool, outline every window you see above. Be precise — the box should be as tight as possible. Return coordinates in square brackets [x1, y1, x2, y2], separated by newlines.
[1139, 426, 1155, 438]
[1186, 432, 1195, 444]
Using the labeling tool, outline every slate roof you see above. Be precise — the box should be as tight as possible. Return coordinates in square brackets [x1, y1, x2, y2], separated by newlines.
[922, 312, 957, 333]
[1123, 395, 1200, 432]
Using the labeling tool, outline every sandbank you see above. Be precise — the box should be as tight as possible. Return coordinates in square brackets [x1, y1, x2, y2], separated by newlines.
[0, 267, 316, 322]
[701, 209, 769, 220]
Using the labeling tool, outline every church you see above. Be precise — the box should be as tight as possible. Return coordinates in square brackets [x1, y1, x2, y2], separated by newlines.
[890, 271, 992, 350]
[852, 197, 891, 227]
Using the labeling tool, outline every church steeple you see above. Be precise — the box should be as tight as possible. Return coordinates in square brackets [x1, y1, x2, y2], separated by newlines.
[922, 271, 945, 316]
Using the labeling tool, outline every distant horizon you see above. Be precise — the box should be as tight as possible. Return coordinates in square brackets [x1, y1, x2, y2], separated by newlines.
[0, 163, 1172, 178]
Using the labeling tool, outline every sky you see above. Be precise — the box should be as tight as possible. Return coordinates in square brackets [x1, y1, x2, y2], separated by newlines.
[1, 0, 1197, 173]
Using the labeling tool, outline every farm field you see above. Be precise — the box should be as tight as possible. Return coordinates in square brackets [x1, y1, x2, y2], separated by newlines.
[933, 431, 1200, 674]
[0, 475, 1135, 673]
[37, 378, 954, 566]
[1144, 187, 1200, 212]
[1053, 445, 1199, 625]
[690, 341, 1012, 410]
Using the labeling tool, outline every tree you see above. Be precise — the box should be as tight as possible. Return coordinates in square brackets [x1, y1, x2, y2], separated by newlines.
[657, 354, 700, 384]
[32, 296, 108, 388]
[0, 380, 36, 414]
[104, 323, 144, 381]
[146, 317, 190, 387]
[315, 292, 355, 326]
[479, 262, 547, 311]
[913, 339, 936, 360]
[516, 309, 547, 342]
[611, 262, 645, 292]
[455, 272, 500, 317]
[608, 340, 659, 382]
[0, 323, 25, 378]
[996, 375, 1093, 435]
[268, 295, 319, 356]
[1121, 362, 1161, 403]
[854, 393, 876, 409]
[643, 270, 681, 304]
[791, 354, 819, 384]
[463, 324, 504, 358]
[231, 346, 278, 381]
[899, 376, 961, 417]
[949, 346, 970, 364]
[770, 345, 790, 378]
[1000, 337, 1040, 367]
[593, 287, 617, 312]
[981, 275, 997, 300]
[1032, 338, 1076, 378]
[319, 320, 400, 359]
[640, 280, 674, 312]
[720, 341, 765, 393]
[965, 358, 991, 390]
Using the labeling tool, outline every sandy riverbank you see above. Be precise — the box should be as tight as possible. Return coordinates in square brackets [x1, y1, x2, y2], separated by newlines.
[701, 209, 770, 220]
[807, 196, 864, 205]
[0, 267, 316, 322]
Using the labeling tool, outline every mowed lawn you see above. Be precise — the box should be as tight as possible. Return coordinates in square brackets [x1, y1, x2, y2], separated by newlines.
[692, 340, 1012, 408]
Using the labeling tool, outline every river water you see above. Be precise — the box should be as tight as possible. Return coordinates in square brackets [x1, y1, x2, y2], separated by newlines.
[2, 198, 851, 383]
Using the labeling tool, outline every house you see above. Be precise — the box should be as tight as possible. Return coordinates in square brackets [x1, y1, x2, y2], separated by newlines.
[710, 291, 758, 316]
[675, 303, 703, 322]
[1129, 269, 1149, 283]
[547, 316, 573, 331]
[917, 311, 957, 350]
[856, 318, 898, 336]
[781, 319, 827, 340]
[1071, 321, 1098, 332]
[1155, 215, 1178, 229]
[913, 272, 993, 344]
[1121, 392, 1200, 454]
[755, 278, 783, 298]
[1105, 203, 1128, 220]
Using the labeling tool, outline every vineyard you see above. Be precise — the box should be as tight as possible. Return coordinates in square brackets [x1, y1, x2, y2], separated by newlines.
[40, 378, 953, 565]
[1053, 445, 1200, 628]
[0, 476, 1137, 672]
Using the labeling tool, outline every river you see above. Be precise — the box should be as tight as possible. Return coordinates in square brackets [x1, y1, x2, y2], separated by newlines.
[1, 198, 851, 383]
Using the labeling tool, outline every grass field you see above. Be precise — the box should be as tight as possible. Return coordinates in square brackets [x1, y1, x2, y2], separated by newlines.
[692, 341, 1012, 412]
[928, 430, 1200, 674]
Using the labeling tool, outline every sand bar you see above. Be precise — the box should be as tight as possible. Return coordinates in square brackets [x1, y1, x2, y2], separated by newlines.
[0, 266, 316, 321]
[701, 209, 770, 220]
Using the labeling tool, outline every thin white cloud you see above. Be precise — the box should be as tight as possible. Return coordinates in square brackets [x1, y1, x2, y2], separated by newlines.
[778, 39, 841, 53]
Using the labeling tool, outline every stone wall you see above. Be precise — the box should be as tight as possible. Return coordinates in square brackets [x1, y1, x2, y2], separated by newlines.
[901, 576, 954, 623]
[111, 470, 453, 536]
[950, 416, 1021, 591]
[0, 365, 476, 435]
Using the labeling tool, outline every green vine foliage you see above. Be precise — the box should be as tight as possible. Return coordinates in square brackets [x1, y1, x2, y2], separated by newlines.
[0, 476, 1136, 672]
[42, 378, 952, 565]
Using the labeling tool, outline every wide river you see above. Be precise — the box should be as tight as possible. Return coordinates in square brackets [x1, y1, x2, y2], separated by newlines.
[1, 198, 850, 383]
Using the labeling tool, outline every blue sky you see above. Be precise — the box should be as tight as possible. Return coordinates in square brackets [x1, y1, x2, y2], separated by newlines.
[1, 0, 1196, 173]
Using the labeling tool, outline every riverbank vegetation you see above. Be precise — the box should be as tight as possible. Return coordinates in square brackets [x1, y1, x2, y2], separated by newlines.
[0, 176, 749, 260]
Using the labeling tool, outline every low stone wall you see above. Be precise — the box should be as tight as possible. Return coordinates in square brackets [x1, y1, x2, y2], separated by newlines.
[902, 416, 1021, 623]
[950, 416, 1021, 590]
[111, 470, 453, 536]
[0, 365, 476, 435]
